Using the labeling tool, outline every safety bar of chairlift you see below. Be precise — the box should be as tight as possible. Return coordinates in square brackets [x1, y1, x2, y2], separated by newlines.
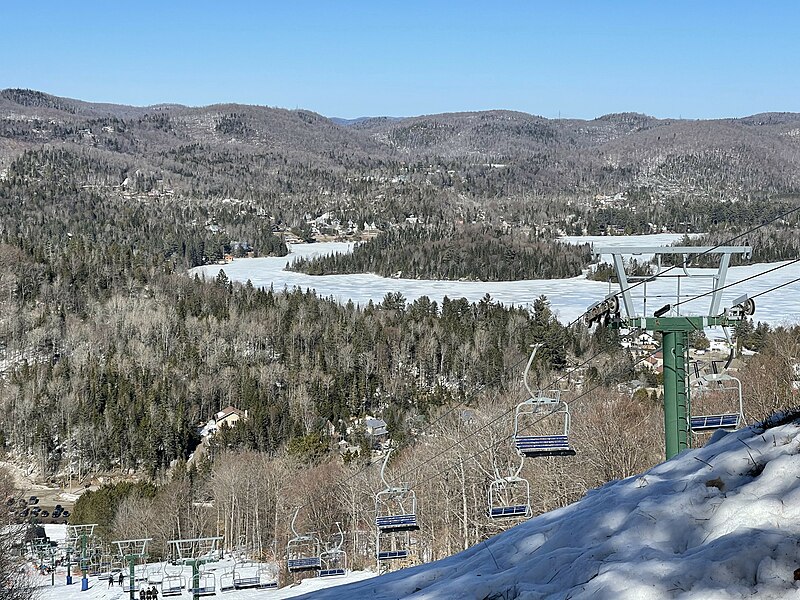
[690, 414, 741, 431]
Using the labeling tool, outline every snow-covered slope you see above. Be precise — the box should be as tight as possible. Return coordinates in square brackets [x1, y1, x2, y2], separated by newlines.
[299, 415, 800, 599]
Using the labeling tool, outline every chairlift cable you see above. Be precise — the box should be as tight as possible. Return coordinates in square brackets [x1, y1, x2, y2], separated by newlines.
[386, 346, 614, 486]
[670, 257, 800, 309]
[289, 345, 539, 514]
[403, 347, 665, 491]
[747, 274, 800, 300]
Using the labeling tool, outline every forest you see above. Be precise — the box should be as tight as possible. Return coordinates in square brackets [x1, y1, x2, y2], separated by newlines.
[288, 224, 592, 281]
[0, 90, 799, 576]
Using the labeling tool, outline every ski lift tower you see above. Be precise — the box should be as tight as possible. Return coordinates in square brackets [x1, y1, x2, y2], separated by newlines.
[587, 244, 754, 459]
[66, 524, 97, 591]
[112, 538, 151, 600]
[168, 537, 222, 600]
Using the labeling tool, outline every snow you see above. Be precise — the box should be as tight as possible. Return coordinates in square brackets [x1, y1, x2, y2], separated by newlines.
[190, 236, 800, 326]
[32, 416, 800, 599]
[291, 417, 800, 599]
[34, 556, 375, 599]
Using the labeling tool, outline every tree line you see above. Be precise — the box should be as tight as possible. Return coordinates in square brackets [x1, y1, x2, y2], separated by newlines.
[288, 224, 592, 281]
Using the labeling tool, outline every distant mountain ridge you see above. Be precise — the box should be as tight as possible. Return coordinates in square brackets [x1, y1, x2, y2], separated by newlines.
[2, 87, 800, 204]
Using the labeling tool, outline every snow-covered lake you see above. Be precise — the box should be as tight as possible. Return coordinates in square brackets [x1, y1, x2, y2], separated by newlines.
[190, 234, 800, 326]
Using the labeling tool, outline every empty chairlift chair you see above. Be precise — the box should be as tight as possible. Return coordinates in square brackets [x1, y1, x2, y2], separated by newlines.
[287, 508, 322, 573]
[375, 449, 419, 564]
[513, 344, 576, 458]
[318, 523, 347, 578]
[147, 562, 164, 585]
[232, 561, 259, 589]
[690, 359, 745, 433]
[219, 568, 235, 592]
[161, 564, 185, 597]
[513, 391, 576, 457]
[188, 569, 216, 597]
[487, 455, 532, 519]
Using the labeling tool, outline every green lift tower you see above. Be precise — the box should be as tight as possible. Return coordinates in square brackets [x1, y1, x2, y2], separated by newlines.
[586, 244, 754, 459]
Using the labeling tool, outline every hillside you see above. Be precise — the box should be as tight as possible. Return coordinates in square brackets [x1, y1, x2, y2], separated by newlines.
[298, 413, 800, 599]
[3, 89, 800, 205]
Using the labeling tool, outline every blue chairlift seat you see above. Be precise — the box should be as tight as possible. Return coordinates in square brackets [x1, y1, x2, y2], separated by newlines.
[259, 581, 278, 589]
[377, 550, 409, 561]
[189, 585, 216, 596]
[514, 434, 576, 457]
[489, 504, 530, 519]
[161, 580, 183, 597]
[288, 556, 322, 572]
[690, 413, 740, 431]
[233, 576, 259, 589]
[376, 514, 418, 530]
[319, 568, 346, 577]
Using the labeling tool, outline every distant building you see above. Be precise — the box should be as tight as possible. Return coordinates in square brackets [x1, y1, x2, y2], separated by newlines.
[214, 406, 247, 429]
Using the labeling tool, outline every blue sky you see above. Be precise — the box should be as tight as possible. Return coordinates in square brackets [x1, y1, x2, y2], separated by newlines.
[1, 1, 797, 119]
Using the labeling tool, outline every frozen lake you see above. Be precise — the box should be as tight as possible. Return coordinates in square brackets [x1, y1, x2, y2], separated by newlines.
[190, 234, 800, 326]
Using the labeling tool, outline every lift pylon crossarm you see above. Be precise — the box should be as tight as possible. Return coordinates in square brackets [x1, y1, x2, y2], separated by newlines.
[587, 243, 754, 460]
[593, 244, 752, 319]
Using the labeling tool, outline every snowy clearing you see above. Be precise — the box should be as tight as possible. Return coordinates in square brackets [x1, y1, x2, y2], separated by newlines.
[191, 235, 800, 326]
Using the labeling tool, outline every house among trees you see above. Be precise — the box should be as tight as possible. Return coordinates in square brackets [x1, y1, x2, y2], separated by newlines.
[359, 416, 388, 448]
[642, 351, 664, 374]
[199, 405, 248, 439]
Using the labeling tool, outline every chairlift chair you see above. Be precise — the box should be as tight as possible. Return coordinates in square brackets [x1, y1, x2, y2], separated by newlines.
[376, 526, 414, 564]
[318, 522, 347, 578]
[188, 569, 216, 596]
[161, 563, 185, 597]
[375, 449, 419, 566]
[147, 561, 164, 585]
[375, 450, 419, 532]
[97, 553, 113, 581]
[487, 454, 532, 519]
[286, 508, 322, 572]
[689, 359, 745, 433]
[219, 568, 235, 592]
[513, 391, 576, 458]
[514, 345, 576, 457]
[232, 559, 278, 589]
[232, 560, 259, 589]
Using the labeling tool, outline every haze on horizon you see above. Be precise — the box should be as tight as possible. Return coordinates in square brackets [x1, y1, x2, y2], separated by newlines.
[2, 0, 798, 120]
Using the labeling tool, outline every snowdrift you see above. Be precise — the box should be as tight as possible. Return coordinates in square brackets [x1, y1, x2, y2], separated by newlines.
[300, 414, 800, 599]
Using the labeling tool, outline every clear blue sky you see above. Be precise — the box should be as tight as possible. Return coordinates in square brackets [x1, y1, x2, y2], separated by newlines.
[1, 1, 797, 119]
